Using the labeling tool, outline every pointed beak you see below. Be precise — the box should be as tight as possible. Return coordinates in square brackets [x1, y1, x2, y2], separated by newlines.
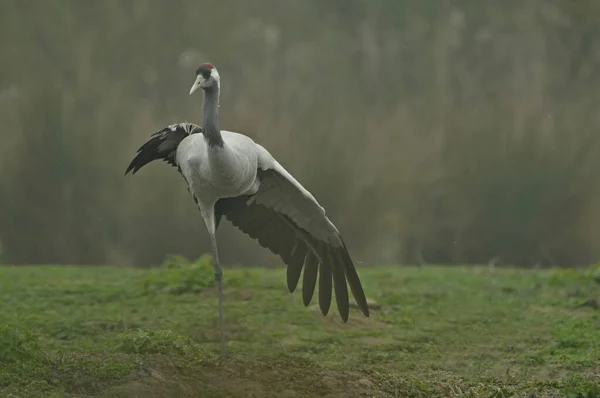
[189, 75, 203, 95]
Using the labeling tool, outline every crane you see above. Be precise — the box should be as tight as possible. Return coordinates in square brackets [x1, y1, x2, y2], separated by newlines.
[125, 63, 370, 355]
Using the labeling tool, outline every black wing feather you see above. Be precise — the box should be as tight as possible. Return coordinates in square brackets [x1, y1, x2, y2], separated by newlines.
[302, 252, 319, 306]
[331, 249, 350, 322]
[318, 250, 333, 316]
[286, 240, 307, 293]
[125, 123, 202, 175]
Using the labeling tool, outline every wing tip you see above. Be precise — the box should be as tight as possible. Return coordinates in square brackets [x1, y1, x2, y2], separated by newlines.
[126, 122, 199, 177]
[339, 308, 349, 323]
[125, 160, 143, 176]
[359, 304, 370, 318]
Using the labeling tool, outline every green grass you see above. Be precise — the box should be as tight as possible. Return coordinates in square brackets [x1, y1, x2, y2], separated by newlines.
[1, 259, 599, 397]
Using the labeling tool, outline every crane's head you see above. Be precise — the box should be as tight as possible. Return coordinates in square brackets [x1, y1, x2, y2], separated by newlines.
[189, 63, 220, 95]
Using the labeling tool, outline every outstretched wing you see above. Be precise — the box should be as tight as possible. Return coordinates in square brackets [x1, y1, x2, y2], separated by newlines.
[215, 145, 369, 322]
[125, 123, 202, 175]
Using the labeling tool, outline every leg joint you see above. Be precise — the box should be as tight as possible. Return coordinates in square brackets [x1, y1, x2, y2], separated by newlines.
[214, 269, 223, 282]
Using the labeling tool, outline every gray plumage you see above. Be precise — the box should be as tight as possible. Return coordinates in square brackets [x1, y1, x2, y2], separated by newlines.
[126, 63, 369, 356]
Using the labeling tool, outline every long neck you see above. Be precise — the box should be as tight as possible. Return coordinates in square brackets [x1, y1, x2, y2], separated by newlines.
[202, 86, 224, 148]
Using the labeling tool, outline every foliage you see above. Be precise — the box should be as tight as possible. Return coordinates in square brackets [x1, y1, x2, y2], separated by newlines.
[563, 374, 600, 398]
[142, 253, 215, 295]
[0, 324, 43, 363]
[116, 329, 203, 357]
[587, 263, 600, 284]
[0, 264, 599, 397]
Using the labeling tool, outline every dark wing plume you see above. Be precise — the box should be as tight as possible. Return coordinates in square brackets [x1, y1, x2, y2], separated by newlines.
[125, 123, 202, 175]
[215, 168, 369, 322]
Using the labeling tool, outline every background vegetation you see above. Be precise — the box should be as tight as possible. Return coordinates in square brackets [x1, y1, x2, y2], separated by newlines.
[1, 0, 600, 267]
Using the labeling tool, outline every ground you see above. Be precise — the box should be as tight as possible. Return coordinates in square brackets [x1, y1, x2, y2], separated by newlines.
[0, 257, 599, 397]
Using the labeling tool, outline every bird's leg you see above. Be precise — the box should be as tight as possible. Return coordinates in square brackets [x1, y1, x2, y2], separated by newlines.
[209, 232, 226, 356]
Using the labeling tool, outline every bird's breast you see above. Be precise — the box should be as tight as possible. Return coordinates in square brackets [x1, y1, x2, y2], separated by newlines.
[181, 144, 257, 203]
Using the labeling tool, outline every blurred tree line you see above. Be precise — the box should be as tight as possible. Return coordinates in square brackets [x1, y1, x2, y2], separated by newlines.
[1, 0, 599, 267]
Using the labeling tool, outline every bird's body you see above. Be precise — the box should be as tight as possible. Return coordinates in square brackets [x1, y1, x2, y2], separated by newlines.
[126, 63, 369, 356]
[177, 131, 259, 212]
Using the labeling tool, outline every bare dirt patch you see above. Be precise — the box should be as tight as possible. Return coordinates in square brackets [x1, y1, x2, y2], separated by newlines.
[104, 355, 388, 398]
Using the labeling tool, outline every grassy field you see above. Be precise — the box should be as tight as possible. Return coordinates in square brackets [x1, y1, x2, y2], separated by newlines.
[1, 257, 599, 397]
